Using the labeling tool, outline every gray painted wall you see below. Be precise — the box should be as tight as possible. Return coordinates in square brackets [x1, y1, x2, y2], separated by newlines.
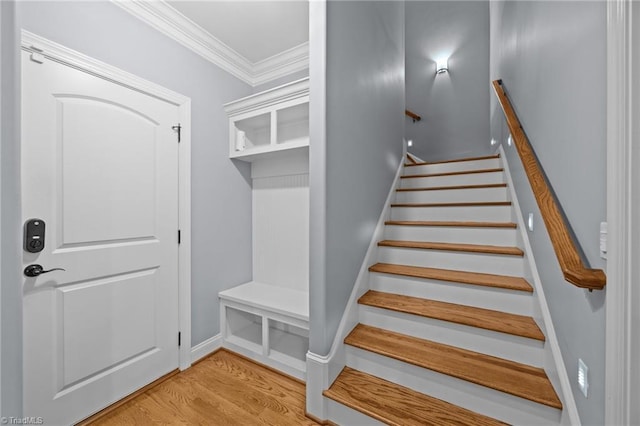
[489, 2, 606, 424]
[1, 0, 23, 418]
[405, 1, 490, 162]
[309, 0, 405, 355]
[17, 1, 254, 348]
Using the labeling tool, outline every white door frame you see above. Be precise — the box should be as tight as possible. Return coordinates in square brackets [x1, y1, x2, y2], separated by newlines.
[20, 31, 192, 371]
[605, 1, 638, 424]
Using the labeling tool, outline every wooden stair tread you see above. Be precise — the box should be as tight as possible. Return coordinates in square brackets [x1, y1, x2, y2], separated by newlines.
[378, 240, 524, 256]
[400, 168, 504, 179]
[345, 324, 562, 409]
[358, 290, 543, 340]
[397, 183, 507, 192]
[324, 367, 507, 426]
[405, 154, 501, 167]
[391, 201, 511, 208]
[385, 220, 517, 228]
[369, 263, 532, 292]
[405, 153, 418, 165]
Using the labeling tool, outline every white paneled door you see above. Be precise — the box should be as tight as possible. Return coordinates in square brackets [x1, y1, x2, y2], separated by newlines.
[21, 49, 180, 425]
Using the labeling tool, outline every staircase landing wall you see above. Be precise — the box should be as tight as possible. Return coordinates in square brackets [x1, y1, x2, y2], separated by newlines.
[405, 1, 491, 162]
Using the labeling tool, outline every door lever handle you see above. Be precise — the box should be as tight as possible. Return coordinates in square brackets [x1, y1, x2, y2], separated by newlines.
[24, 264, 66, 277]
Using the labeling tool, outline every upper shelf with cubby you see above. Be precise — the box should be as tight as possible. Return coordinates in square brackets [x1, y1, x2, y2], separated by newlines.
[224, 77, 309, 162]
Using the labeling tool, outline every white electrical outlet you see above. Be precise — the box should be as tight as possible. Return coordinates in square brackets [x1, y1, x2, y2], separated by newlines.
[578, 358, 589, 397]
[600, 221, 607, 259]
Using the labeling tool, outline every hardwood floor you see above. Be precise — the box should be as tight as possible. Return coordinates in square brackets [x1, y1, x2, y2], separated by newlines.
[358, 290, 545, 341]
[368, 262, 532, 292]
[325, 367, 508, 426]
[87, 349, 319, 425]
[344, 324, 562, 409]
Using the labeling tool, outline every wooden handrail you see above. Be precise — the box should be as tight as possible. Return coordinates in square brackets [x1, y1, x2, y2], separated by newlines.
[405, 109, 421, 122]
[492, 79, 606, 290]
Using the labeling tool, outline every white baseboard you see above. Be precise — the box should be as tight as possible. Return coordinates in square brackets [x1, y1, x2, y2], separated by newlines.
[499, 145, 580, 425]
[191, 334, 223, 364]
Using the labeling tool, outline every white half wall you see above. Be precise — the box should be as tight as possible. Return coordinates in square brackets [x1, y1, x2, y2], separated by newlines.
[309, 0, 405, 356]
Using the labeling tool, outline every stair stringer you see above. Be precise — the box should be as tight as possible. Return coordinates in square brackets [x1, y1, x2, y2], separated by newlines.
[499, 144, 581, 426]
[305, 154, 406, 421]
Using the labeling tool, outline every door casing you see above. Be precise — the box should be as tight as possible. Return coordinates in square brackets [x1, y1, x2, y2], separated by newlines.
[605, 0, 639, 425]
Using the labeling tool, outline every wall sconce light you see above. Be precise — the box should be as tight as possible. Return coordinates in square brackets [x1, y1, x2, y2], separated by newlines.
[436, 58, 449, 75]
[408, 140, 413, 147]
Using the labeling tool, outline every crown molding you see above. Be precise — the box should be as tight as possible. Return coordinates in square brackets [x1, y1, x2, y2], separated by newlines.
[253, 42, 310, 86]
[223, 77, 309, 116]
[112, 0, 253, 82]
[112, 0, 309, 87]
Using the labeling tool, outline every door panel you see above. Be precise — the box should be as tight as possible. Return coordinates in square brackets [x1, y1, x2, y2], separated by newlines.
[57, 269, 157, 389]
[57, 96, 159, 246]
[22, 48, 180, 425]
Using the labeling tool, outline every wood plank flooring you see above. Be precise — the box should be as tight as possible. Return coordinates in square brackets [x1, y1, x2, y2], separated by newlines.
[396, 183, 507, 191]
[384, 220, 518, 228]
[404, 154, 500, 167]
[377, 240, 524, 256]
[358, 290, 544, 340]
[86, 349, 319, 426]
[368, 263, 533, 292]
[324, 367, 508, 426]
[399, 168, 504, 179]
[390, 201, 512, 208]
[344, 324, 562, 409]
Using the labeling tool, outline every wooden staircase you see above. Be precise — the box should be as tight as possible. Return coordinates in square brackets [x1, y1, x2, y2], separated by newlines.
[322, 154, 564, 425]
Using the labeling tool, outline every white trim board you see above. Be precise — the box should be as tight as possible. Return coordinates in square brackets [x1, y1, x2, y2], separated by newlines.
[191, 334, 223, 365]
[605, 0, 637, 424]
[21, 30, 193, 371]
[112, 0, 309, 87]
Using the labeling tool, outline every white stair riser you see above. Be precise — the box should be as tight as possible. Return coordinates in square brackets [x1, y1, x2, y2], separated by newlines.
[400, 172, 505, 189]
[377, 246, 525, 276]
[345, 347, 562, 426]
[326, 398, 386, 426]
[390, 205, 512, 222]
[395, 187, 508, 204]
[403, 158, 501, 176]
[369, 273, 534, 316]
[357, 306, 542, 367]
[384, 225, 518, 246]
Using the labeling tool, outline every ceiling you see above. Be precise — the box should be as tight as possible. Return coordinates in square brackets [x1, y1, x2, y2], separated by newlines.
[167, 1, 309, 63]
